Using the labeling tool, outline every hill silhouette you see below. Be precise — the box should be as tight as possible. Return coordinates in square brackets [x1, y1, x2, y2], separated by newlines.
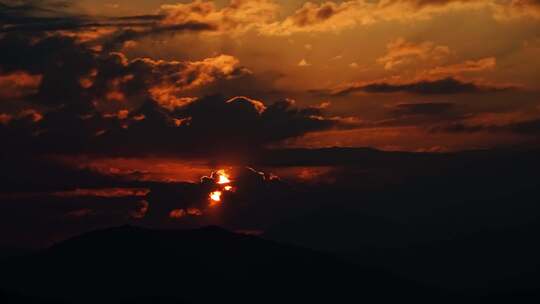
[0, 226, 438, 304]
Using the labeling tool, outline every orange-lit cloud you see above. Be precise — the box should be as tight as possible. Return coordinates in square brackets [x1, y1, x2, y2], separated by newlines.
[173, 117, 192, 127]
[298, 59, 312, 67]
[122, 40, 138, 50]
[169, 209, 187, 219]
[261, 1, 359, 36]
[79, 69, 98, 89]
[1, 0, 539, 155]
[74, 51, 251, 118]
[143, 54, 251, 109]
[149, 90, 197, 111]
[283, 125, 530, 152]
[268, 166, 337, 183]
[226, 96, 266, 114]
[170, 207, 204, 219]
[160, 0, 279, 35]
[52, 188, 150, 198]
[491, 0, 540, 20]
[0, 72, 42, 99]
[57, 27, 117, 43]
[55, 156, 214, 183]
[0, 114, 12, 125]
[256, 0, 540, 36]
[0, 109, 43, 125]
[187, 208, 204, 216]
[427, 57, 497, 76]
[377, 38, 450, 70]
[259, 0, 488, 36]
[0, 188, 151, 201]
[103, 110, 130, 120]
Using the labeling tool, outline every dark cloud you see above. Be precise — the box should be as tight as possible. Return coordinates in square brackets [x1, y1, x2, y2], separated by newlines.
[0, 32, 93, 75]
[333, 77, 513, 96]
[0, 0, 71, 15]
[112, 15, 165, 21]
[431, 122, 487, 133]
[390, 102, 455, 116]
[141, 166, 296, 230]
[89, 95, 339, 156]
[5, 93, 335, 155]
[431, 118, 540, 135]
[191, 69, 288, 104]
[0, 1, 109, 33]
[292, 2, 342, 27]
[0, 17, 156, 33]
[3, 146, 540, 255]
[0, 152, 300, 247]
[368, 102, 464, 128]
[0, 0, 215, 48]
[101, 22, 217, 51]
[509, 118, 540, 134]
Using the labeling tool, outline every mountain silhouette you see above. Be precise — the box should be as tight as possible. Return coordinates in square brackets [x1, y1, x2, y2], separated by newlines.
[0, 226, 439, 304]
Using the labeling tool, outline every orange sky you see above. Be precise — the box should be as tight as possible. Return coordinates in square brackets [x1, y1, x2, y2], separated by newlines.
[1, 0, 540, 152]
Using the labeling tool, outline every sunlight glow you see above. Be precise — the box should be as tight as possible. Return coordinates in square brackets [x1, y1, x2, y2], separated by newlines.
[209, 191, 222, 206]
[207, 169, 234, 207]
[216, 169, 231, 184]
[169, 209, 186, 219]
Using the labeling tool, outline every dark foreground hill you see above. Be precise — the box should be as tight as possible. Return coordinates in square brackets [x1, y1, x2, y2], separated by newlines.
[0, 226, 442, 304]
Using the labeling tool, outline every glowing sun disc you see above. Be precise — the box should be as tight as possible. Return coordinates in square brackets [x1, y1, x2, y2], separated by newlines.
[216, 170, 231, 184]
[209, 191, 222, 206]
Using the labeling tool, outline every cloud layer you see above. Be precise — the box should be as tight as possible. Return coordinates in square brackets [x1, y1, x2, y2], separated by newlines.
[0, 30, 343, 156]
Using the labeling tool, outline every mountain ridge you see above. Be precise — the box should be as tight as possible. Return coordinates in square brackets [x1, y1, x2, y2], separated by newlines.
[0, 225, 433, 304]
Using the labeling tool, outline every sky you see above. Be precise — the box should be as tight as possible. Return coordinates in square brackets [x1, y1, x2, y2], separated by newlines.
[1, 0, 540, 247]
[1, 0, 540, 153]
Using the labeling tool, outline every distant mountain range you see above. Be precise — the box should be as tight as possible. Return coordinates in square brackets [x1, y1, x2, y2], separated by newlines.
[0, 225, 437, 304]
[2, 225, 538, 303]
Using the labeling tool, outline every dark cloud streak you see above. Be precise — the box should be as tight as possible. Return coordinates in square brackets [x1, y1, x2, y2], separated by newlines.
[431, 118, 540, 135]
[390, 102, 455, 116]
[332, 77, 513, 96]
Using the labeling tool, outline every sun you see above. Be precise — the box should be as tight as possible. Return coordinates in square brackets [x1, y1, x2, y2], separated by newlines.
[209, 191, 222, 207]
[207, 169, 234, 207]
[216, 169, 231, 184]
